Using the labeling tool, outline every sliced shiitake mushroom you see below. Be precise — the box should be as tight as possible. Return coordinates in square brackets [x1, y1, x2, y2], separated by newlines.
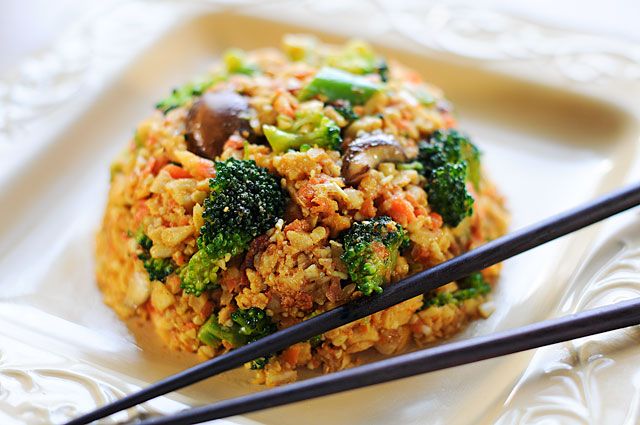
[341, 133, 408, 185]
[185, 90, 255, 160]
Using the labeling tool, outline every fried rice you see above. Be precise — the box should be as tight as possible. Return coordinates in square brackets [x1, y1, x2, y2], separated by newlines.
[96, 35, 509, 386]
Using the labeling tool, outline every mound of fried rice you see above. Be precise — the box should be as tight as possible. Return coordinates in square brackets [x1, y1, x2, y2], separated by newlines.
[96, 35, 508, 386]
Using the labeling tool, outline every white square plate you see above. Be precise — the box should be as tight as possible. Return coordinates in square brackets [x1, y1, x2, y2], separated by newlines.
[1, 6, 639, 425]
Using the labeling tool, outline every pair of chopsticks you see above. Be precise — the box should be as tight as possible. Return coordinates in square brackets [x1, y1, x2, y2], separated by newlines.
[138, 297, 640, 425]
[68, 181, 640, 425]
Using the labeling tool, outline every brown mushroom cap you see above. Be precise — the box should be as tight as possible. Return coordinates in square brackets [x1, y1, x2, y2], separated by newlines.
[341, 133, 408, 185]
[185, 90, 255, 160]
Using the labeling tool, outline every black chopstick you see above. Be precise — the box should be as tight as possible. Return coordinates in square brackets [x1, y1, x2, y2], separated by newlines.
[67, 181, 640, 425]
[137, 296, 640, 425]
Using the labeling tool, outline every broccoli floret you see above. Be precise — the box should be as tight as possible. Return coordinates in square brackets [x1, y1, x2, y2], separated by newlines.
[263, 110, 342, 153]
[181, 159, 285, 295]
[340, 216, 409, 296]
[422, 272, 491, 308]
[155, 77, 221, 114]
[178, 248, 222, 296]
[134, 229, 176, 283]
[455, 272, 491, 300]
[231, 307, 277, 343]
[427, 162, 474, 227]
[198, 307, 276, 349]
[418, 129, 481, 189]
[141, 257, 176, 282]
[415, 129, 481, 227]
[135, 229, 153, 251]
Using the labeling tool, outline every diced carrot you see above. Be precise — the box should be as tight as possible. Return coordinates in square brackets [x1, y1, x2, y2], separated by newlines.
[284, 219, 311, 233]
[164, 164, 192, 179]
[388, 197, 415, 226]
[151, 156, 170, 175]
[193, 159, 215, 179]
[405, 192, 428, 217]
[429, 212, 443, 229]
[224, 134, 245, 150]
[359, 197, 377, 218]
[172, 251, 186, 266]
[281, 344, 303, 366]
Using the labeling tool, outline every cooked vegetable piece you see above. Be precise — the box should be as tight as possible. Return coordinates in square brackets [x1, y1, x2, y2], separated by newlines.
[134, 230, 176, 283]
[231, 307, 277, 343]
[340, 216, 409, 296]
[250, 356, 271, 370]
[331, 99, 359, 122]
[198, 308, 276, 348]
[422, 272, 491, 308]
[396, 161, 424, 172]
[181, 159, 285, 295]
[178, 247, 222, 295]
[135, 230, 153, 251]
[141, 257, 176, 282]
[223, 48, 259, 75]
[156, 78, 220, 114]
[415, 129, 481, 226]
[427, 162, 474, 227]
[185, 90, 255, 160]
[197, 314, 244, 347]
[418, 129, 481, 189]
[341, 133, 407, 185]
[284, 36, 387, 79]
[325, 39, 377, 75]
[263, 109, 342, 153]
[298, 67, 382, 105]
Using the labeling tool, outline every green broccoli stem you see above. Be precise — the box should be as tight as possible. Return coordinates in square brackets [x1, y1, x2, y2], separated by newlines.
[263, 113, 342, 153]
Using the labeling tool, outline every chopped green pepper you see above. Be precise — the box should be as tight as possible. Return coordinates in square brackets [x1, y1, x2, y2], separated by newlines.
[298, 67, 382, 105]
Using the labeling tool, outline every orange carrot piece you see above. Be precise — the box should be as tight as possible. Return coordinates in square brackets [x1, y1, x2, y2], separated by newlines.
[281, 344, 302, 366]
[164, 164, 192, 179]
